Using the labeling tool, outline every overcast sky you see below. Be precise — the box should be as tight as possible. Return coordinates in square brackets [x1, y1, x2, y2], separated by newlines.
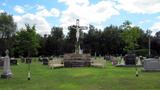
[0, 0, 160, 35]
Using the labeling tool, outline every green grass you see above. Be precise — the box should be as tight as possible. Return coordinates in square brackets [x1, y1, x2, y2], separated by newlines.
[0, 59, 160, 90]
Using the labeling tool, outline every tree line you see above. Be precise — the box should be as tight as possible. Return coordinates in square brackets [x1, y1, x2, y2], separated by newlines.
[0, 12, 160, 57]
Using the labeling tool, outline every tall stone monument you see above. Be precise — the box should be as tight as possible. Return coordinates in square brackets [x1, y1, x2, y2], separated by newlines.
[64, 19, 91, 67]
[1, 50, 12, 78]
[74, 19, 88, 54]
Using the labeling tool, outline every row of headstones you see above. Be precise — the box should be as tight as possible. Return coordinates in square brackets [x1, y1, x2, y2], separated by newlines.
[0, 56, 48, 67]
[115, 56, 160, 66]
[104, 55, 144, 66]
[0, 56, 40, 67]
[115, 56, 144, 66]
[38, 56, 63, 65]
[0, 57, 18, 66]
[20, 57, 32, 64]
[106, 55, 160, 71]
[0, 54, 62, 79]
[0, 57, 37, 66]
[1, 56, 63, 66]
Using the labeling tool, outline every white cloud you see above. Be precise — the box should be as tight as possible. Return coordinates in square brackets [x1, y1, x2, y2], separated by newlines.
[58, 0, 90, 6]
[13, 13, 51, 35]
[14, 5, 25, 14]
[150, 22, 160, 35]
[36, 8, 53, 17]
[50, 8, 60, 17]
[58, 0, 119, 33]
[35, 5, 60, 17]
[12, 4, 61, 35]
[157, 16, 160, 19]
[36, 5, 45, 10]
[116, 0, 160, 14]
[36, 8, 60, 17]
[13, 16, 21, 22]
[139, 20, 151, 24]
[0, 10, 4, 13]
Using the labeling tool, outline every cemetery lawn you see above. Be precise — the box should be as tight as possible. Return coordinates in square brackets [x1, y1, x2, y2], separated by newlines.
[0, 59, 160, 90]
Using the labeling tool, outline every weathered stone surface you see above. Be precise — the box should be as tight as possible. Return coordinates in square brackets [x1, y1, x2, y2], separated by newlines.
[64, 53, 91, 67]
[48, 59, 64, 69]
[26, 58, 32, 64]
[0, 57, 4, 67]
[42, 57, 48, 65]
[136, 57, 142, 66]
[1, 50, 12, 78]
[104, 55, 113, 61]
[124, 54, 136, 65]
[144, 58, 160, 71]
[10, 58, 17, 65]
[20, 56, 25, 63]
[91, 59, 106, 68]
[38, 56, 43, 62]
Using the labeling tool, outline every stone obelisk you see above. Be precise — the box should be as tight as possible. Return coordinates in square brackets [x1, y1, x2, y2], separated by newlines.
[1, 49, 12, 78]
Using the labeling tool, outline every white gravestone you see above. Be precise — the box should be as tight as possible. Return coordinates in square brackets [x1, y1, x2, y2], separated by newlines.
[117, 57, 121, 65]
[120, 58, 125, 65]
[136, 57, 142, 65]
[1, 50, 12, 78]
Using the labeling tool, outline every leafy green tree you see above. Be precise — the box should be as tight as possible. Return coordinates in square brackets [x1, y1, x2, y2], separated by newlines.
[15, 24, 40, 57]
[0, 12, 17, 55]
[121, 21, 141, 53]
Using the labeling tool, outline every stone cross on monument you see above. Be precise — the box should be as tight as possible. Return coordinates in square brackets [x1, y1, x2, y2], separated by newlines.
[1, 49, 12, 78]
[74, 19, 88, 54]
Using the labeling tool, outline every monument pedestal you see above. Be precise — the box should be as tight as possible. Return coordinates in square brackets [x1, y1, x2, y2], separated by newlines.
[64, 53, 91, 67]
[64, 19, 90, 67]
[1, 50, 12, 79]
[1, 74, 12, 79]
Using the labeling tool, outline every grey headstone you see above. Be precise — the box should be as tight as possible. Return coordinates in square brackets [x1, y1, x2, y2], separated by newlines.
[0, 57, 4, 67]
[124, 54, 136, 65]
[26, 58, 32, 64]
[144, 58, 160, 71]
[1, 50, 12, 78]
[136, 57, 142, 66]
[42, 57, 49, 65]
[120, 58, 125, 65]
[10, 58, 17, 65]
